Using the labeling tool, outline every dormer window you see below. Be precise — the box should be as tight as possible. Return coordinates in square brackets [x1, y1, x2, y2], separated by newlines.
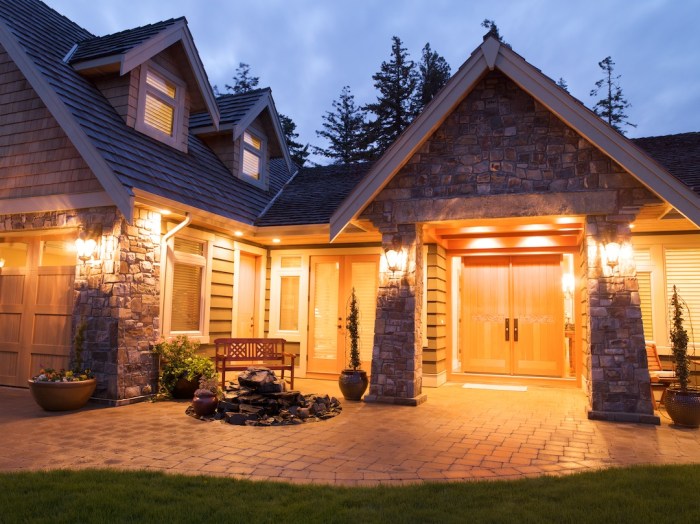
[136, 63, 185, 149]
[240, 128, 267, 188]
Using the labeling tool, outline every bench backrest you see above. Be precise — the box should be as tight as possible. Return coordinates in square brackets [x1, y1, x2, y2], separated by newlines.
[215, 338, 286, 361]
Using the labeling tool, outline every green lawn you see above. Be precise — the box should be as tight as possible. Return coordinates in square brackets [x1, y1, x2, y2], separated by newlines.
[1, 465, 699, 523]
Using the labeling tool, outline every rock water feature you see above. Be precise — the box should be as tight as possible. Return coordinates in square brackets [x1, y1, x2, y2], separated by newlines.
[185, 367, 342, 426]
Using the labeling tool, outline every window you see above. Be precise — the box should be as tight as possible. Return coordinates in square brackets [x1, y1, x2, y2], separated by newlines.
[270, 255, 303, 339]
[240, 129, 267, 188]
[136, 64, 184, 148]
[665, 248, 700, 348]
[164, 234, 212, 340]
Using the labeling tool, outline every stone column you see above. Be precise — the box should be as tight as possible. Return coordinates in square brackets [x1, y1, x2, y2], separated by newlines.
[585, 214, 659, 424]
[365, 224, 427, 406]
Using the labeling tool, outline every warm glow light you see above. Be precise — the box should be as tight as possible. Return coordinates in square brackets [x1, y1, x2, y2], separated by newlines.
[272, 238, 281, 244]
[0, 257, 4, 268]
[604, 241, 621, 267]
[75, 237, 97, 263]
[160, 209, 171, 216]
[562, 273, 575, 294]
[385, 248, 403, 272]
[234, 231, 244, 237]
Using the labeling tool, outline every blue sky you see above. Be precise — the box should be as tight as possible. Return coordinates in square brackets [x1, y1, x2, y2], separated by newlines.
[46, 0, 700, 164]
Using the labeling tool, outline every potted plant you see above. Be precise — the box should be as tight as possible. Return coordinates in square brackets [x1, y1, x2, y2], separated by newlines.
[153, 336, 216, 399]
[28, 318, 97, 411]
[338, 288, 369, 400]
[664, 285, 700, 427]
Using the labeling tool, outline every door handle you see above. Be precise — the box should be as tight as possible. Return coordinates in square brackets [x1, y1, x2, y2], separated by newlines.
[505, 318, 510, 341]
[514, 318, 519, 342]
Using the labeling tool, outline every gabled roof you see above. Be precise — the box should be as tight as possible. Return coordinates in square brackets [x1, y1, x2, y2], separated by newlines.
[633, 133, 700, 197]
[0, 0, 291, 224]
[257, 163, 374, 226]
[191, 88, 295, 174]
[329, 36, 700, 239]
[67, 16, 218, 127]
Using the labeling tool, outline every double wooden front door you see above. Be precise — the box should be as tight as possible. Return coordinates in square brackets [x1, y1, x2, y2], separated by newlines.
[308, 255, 378, 374]
[461, 255, 564, 377]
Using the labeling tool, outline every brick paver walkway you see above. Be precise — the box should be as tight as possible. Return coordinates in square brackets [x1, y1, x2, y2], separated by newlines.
[2, 379, 700, 485]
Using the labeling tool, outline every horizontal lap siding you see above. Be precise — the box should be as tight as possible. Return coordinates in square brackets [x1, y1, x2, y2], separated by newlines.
[424, 245, 447, 375]
[0, 45, 100, 198]
[207, 241, 234, 349]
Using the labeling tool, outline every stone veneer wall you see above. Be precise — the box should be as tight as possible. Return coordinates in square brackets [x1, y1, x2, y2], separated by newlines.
[585, 215, 657, 423]
[365, 224, 427, 405]
[360, 70, 659, 418]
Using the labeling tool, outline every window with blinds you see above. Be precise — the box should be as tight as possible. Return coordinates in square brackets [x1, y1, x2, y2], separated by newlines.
[144, 69, 177, 136]
[279, 276, 299, 331]
[665, 248, 700, 346]
[241, 130, 265, 182]
[171, 263, 202, 331]
[637, 271, 653, 341]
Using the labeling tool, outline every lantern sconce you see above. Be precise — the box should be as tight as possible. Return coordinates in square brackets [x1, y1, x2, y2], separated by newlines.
[384, 236, 406, 274]
[75, 225, 102, 264]
[603, 241, 621, 269]
[0, 257, 4, 274]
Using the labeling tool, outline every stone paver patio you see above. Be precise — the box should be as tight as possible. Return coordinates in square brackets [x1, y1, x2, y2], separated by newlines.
[2, 379, 700, 485]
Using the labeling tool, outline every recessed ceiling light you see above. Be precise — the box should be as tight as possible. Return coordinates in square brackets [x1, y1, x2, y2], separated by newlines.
[234, 231, 243, 237]
[160, 209, 171, 215]
[272, 238, 281, 244]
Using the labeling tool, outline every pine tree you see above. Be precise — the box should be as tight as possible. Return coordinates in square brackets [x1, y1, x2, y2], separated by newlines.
[314, 86, 372, 164]
[556, 77, 569, 93]
[481, 19, 510, 48]
[364, 36, 418, 156]
[279, 114, 310, 167]
[225, 62, 259, 94]
[415, 43, 451, 112]
[590, 56, 636, 134]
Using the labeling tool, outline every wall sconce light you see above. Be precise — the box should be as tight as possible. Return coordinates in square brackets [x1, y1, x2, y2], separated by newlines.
[384, 236, 406, 274]
[603, 241, 621, 269]
[561, 273, 574, 295]
[75, 225, 102, 264]
[0, 257, 4, 274]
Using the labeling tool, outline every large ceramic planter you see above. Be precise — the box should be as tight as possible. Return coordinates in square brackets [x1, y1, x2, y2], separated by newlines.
[27, 379, 97, 411]
[665, 388, 700, 428]
[192, 389, 218, 416]
[338, 369, 368, 401]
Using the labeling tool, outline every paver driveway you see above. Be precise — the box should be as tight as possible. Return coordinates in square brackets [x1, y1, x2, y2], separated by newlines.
[2, 379, 700, 485]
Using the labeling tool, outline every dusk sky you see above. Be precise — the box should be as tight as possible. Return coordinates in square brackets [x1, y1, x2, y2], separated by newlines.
[45, 0, 699, 165]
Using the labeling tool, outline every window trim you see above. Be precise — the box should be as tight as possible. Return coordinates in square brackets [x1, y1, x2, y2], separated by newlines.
[161, 230, 213, 342]
[135, 62, 185, 149]
[238, 127, 268, 189]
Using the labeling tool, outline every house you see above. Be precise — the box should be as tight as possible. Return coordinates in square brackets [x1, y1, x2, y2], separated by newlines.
[1, 0, 698, 424]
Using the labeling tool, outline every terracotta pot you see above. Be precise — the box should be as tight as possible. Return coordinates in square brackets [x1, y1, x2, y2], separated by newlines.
[665, 388, 700, 428]
[338, 369, 368, 401]
[172, 376, 200, 399]
[27, 379, 97, 411]
[192, 389, 218, 416]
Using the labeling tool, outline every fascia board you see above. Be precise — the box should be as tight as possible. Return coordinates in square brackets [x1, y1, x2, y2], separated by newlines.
[329, 50, 489, 240]
[0, 18, 134, 221]
[495, 46, 700, 227]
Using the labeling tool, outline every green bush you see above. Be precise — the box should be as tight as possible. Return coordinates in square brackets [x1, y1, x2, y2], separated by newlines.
[152, 336, 216, 398]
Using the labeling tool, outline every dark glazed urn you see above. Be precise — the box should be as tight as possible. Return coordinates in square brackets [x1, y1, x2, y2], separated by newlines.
[192, 389, 218, 416]
[338, 369, 368, 401]
[665, 388, 700, 428]
[172, 376, 199, 399]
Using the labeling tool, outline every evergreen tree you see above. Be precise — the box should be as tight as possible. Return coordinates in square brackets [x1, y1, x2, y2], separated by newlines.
[590, 56, 636, 134]
[279, 114, 310, 167]
[415, 43, 451, 112]
[314, 86, 371, 164]
[556, 77, 569, 93]
[481, 19, 510, 47]
[364, 36, 418, 156]
[225, 62, 259, 93]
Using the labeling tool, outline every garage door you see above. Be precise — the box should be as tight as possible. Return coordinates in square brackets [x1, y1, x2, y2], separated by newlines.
[0, 237, 75, 387]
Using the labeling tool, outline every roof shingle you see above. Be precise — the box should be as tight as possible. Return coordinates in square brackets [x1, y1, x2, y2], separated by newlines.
[633, 132, 700, 196]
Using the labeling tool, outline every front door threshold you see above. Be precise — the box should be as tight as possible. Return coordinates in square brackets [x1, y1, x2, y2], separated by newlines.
[452, 373, 578, 388]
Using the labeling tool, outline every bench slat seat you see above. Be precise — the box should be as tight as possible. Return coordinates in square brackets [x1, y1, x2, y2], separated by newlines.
[214, 338, 295, 389]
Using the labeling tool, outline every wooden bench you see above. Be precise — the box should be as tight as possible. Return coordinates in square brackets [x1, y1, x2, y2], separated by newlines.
[214, 338, 295, 390]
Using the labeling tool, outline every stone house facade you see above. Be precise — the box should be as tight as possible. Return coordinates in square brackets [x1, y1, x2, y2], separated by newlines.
[1, 0, 699, 424]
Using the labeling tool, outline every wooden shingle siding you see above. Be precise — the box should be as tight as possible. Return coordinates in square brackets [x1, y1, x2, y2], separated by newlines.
[208, 238, 234, 342]
[0, 46, 99, 199]
[93, 73, 131, 124]
[424, 244, 447, 375]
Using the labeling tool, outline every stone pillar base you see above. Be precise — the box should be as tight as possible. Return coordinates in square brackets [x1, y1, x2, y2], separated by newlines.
[364, 393, 428, 406]
[588, 410, 660, 425]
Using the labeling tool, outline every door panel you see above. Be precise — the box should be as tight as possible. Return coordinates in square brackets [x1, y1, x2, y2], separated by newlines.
[308, 255, 378, 374]
[237, 253, 258, 337]
[461, 257, 510, 373]
[511, 255, 563, 376]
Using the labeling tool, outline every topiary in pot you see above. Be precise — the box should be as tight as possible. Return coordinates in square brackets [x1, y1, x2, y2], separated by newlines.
[338, 287, 369, 401]
[153, 336, 216, 400]
[665, 285, 700, 427]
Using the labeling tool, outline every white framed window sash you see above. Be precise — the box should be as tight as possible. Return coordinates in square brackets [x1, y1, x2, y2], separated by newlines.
[135, 61, 185, 148]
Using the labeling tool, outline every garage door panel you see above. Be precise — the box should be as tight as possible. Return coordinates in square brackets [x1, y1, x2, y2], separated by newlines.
[0, 274, 26, 305]
[33, 314, 72, 346]
[0, 313, 22, 343]
[36, 272, 74, 307]
[30, 353, 70, 376]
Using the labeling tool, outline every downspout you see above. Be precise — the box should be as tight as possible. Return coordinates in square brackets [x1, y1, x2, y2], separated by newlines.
[159, 213, 191, 337]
